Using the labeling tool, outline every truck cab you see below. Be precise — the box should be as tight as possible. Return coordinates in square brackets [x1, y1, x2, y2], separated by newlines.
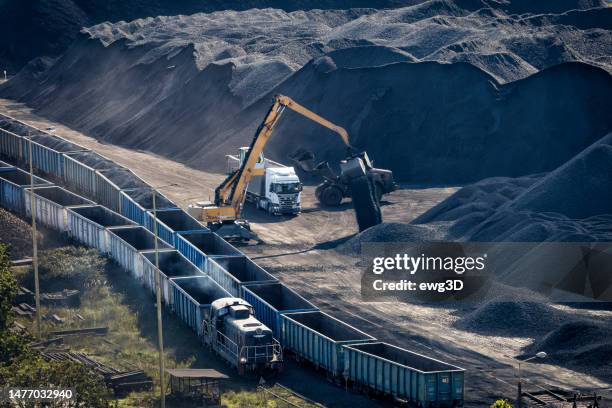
[258, 167, 302, 215]
[230, 147, 302, 216]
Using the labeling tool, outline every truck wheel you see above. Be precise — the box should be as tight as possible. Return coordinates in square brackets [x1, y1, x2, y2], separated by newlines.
[321, 186, 343, 206]
[257, 198, 266, 211]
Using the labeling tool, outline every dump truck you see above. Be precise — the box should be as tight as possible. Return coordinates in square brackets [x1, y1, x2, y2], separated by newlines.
[291, 149, 397, 206]
[227, 147, 302, 215]
[201, 297, 283, 375]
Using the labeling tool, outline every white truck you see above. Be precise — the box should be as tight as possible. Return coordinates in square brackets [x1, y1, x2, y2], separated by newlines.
[226, 147, 302, 216]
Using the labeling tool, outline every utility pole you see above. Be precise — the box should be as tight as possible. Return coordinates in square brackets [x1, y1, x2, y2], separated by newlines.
[152, 189, 166, 408]
[516, 352, 547, 408]
[27, 133, 41, 339]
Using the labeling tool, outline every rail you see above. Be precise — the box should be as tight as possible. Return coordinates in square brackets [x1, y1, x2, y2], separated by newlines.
[257, 383, 325, 408]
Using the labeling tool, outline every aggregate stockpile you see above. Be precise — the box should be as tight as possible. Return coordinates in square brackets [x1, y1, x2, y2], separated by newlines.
[343, 132, 612, 291]
[3, 1, 612, 184]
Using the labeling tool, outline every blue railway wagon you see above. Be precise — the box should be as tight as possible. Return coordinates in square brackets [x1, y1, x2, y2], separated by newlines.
[0, 167, 51, 214]
[95, 171, 124, 213]
[22, 134, 87, 179]
[242, 282, 317, 340]
[281, 311, 376, 378]
[107, 226, 172, 275]
[63, 152, 111, 200]
[175, 231, 241, 270]
[140, 249, 205, 305]
[0, 128, 23, 161]
[343, 342, 465, 407]
[120, 187, 177, 226]
[24, 186, 94, 231]
[21, 140, 63, 179]
[206, 255, 277, 298]
[98, 168, 155, 213]
[145, 208, 208, 247]
[67, 205, 135, 253]
[170, 276, 231, 335]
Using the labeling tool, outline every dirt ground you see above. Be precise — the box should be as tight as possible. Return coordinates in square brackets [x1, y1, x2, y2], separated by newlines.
[1, 98, 610, 407]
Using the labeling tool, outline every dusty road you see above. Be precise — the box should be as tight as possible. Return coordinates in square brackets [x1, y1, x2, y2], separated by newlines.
[1, 98, 610, 406]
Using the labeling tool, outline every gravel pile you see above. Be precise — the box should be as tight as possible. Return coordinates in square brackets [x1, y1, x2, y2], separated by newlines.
[2, 1, 610, 183]
[455, 296, 567, 335]
[413, 133, 612, 242]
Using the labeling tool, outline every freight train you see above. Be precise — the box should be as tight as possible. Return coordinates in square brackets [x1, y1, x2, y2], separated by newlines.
[0, 114, 465, 407]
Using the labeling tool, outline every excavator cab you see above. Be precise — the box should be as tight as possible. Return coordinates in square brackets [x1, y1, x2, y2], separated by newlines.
[238, 147, 264, 169]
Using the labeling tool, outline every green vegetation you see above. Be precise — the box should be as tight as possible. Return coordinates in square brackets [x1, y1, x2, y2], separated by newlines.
[0, 243, 110, 408]
[491, 399, 514, 408]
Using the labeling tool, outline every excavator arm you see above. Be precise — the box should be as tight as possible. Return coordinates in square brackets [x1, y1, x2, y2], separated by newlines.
[212, 94, 351, 221]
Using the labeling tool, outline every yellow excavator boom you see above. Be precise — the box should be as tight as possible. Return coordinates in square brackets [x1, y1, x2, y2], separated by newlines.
[203, 94, 350, 225]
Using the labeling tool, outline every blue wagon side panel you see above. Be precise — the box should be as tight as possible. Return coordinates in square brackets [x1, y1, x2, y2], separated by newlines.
[120, 191, 147, 225]
[63, 154, 98, 199]
[24, 186, 93, 231]
[0, 128, 23, 161]
[176, 233, 205, 269]
[95, 172, 122, 213]
[67, 209, 107, 253]
[343, 342, 465, 407]
[106, 226, 172, 274]
[66, 205, 135, 254]
[145, 208, 208, 247]
[0, 168, 51, 214]
[281, 311, 376, 378]
[170, 276, 231, 335]
[242, 282, 318, 340]
[22, 140, 65, 178]
[205, 257, 241, 297]
[206, 255, 277, 298]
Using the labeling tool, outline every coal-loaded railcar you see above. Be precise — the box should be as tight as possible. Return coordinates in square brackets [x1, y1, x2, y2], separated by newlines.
[242, 282, 318, 340]
[281, 311, 376, 378]
[343, 342, 465, 407]
[203, 298, 283, 375]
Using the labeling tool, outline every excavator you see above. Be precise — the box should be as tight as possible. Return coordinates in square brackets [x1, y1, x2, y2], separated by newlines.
[189, 94, 382, 240]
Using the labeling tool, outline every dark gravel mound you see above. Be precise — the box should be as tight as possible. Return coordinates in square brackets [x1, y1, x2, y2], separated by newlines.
[523, 320, 612, 380]
[2, 0, 605, 72]
[337, 222, 444, 254]
[456, 297, 566, 335]
[0, 0, 423, 73]
[526, 320, 611, 355]
[2, 2, 611, 184]
[266, 61, 611, 183]
[510, 134, 612, 219]
[412, 133, 612, 242]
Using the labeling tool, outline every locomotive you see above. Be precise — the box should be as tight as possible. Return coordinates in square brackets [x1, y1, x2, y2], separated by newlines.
[202, 297, 283, 374]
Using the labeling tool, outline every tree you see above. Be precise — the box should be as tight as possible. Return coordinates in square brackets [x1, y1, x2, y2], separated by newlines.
[0, 243, 18, 332]
[491, 399, 514, 408]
